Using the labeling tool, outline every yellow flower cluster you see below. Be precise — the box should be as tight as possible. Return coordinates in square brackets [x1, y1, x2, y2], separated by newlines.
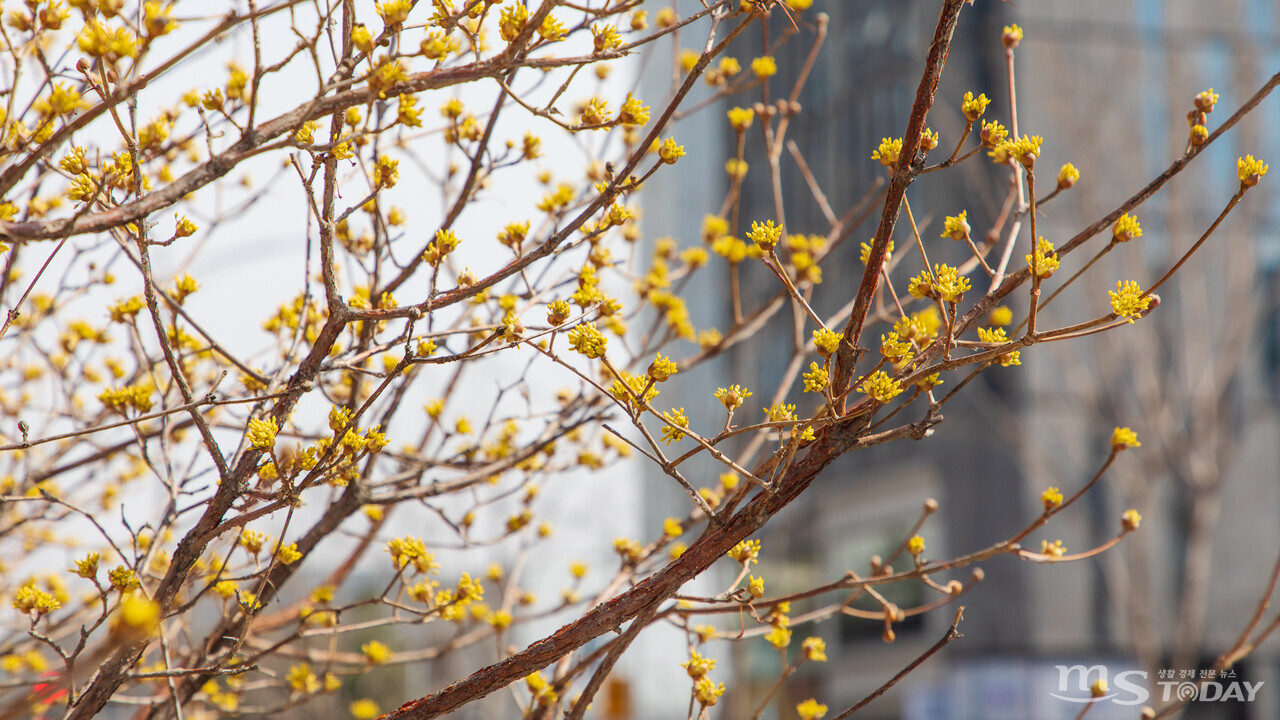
[812, 328, 843, 357]
[386, 535, 439, 574]
[1026, 237, 1059, 278]
[978, 327, 1020, 367]
[931, 263, 971, 302]
[1042, 486, 1064, 509]
[1108, 280, 1152, 322]
[1238, 154, 1268, 186]
[728, 539, 761, 564]
[1111, 426, 1140, 450]
[860, 238, 894, 265]
[858, 371, 903, 403]
[961, 91, 990, 122]
[715, 384, 752, 411]
[1113, 213, 1142, 242]
[660, 408, 689, 445]
[747, 219, 782, 252]
[871, 137, 902, 167]
[246, 417, 279, 450]
[941, 211, 970, 241]
[568, 322, 607, 358]
[98, 382, 154, 414]
[802, 362, 829, 393]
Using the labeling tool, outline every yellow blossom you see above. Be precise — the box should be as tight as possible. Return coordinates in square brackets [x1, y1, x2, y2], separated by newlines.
[683, 650, 716, 678]
[802, 362, 829, 393]
[764, 625, 792, 649]
[859, 371, 903, 403]
[728, 106, 754, 131]
[1111, 427, 1140, 450]
[941, 211, 970, 242]
[537, 13, 567, 42]
[618, 93, 649, 126]
[1058, 162, 1080, 189]
[71, 552, 100, 579]
[246, 417, 278, 450]
[881, 332, 913, 364]
[592, 23, 622, 52]
[294, 120, 319, 145]
[813, 328, 842, 357]
[1113, 213, 1142, 242]
[1041, 539, 1066, 558]
[978, 326, 1020, 367]
[747, 219, 782, 251]
[276, 543, 302, 565]
[1042, 486, 1063, 510]
[802, 636, 827, 662]
[981, 119, 1008, 148]
[751, 56, 777, 78]
[961, 91, 990, 122]
[287, 663, 320, 694]
[374, 154, 399, 187]
[797, 699, 829, 720]
[109, 565, 139, 590]
[931, 263, 971, 302]
[1238, 154, 1268, 186]
[1195, 88, 1219, 113]
[907, 534, 925, 556]
[660, 408, 689, 445]
[1121, 509, 1142, 531]
[728, 539, 761, 564]
[1108, 280, 1152, 322]
[658, 137, 685, 164]
[694, 677, 725, 706]
[12, 584, 60, 616]
[175, 215, 197, 238]
[362, 640, 392, 664]
[1190, 124, 1208, 146]
[715, 384, 752, 411]
[567, 322, 607, 358]
[860, 238, 893, 265]
[376, 0, 411, 27]
[871, 137, 902, 167]
[1026, 237, 1059, 278]
[351, 23, 374, 54]
[1002, 24, 1023, 49]
[648, 353, 678, 382]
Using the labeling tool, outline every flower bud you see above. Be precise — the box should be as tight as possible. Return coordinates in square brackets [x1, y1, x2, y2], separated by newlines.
[1002, 24, 1023, 50]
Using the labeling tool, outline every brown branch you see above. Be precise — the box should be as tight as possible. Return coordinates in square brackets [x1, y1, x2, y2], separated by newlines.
[832, 0, 967, 405]
[829, 606, 964, 720]
[954, 69, 1280, 340]
[380, 407, 930, 718]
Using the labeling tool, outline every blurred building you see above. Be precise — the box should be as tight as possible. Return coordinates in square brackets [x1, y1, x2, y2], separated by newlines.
[643, 1, 1280, 719]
